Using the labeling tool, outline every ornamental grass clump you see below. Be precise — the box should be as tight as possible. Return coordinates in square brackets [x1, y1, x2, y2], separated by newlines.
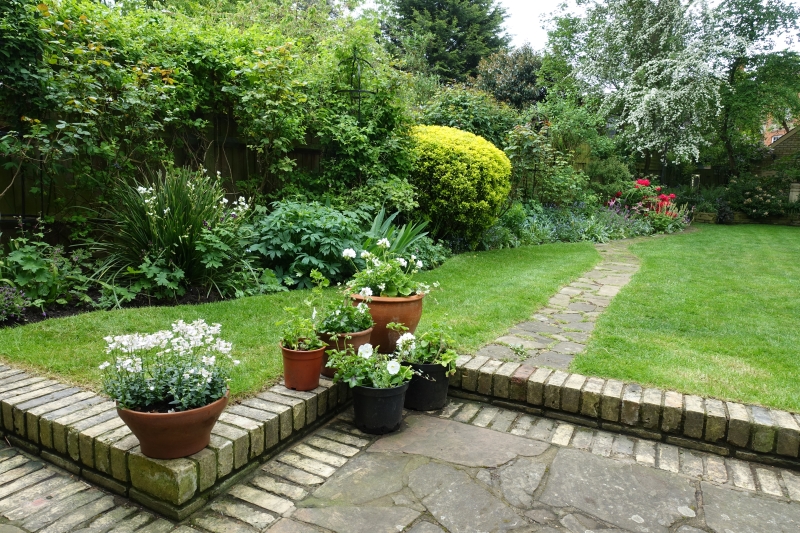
[343, 240, 436, 298]
[326, 342, 413, 389]
[99, 319, 239, 412]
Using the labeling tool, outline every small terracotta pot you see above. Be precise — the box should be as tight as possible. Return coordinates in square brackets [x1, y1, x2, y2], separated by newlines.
[352, 293, 424, 354]
[116, 392, 228, 459]
[281, 343, 325, 391]
[319, 327, 373, 378]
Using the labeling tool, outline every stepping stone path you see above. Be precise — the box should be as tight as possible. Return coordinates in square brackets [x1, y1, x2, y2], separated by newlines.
[477, 239, 642, 369]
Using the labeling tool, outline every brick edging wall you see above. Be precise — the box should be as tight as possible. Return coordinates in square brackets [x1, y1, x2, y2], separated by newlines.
[0, 364, 351, 520]
[448, 356, 800, 470]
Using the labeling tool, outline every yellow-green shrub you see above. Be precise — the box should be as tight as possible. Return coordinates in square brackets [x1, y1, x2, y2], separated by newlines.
[410, 125, 512, 246]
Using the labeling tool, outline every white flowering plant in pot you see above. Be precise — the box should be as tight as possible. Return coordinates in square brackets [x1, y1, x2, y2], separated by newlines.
[391, 323, 458, 376]
[99, 319, 239, 412]
[342, 241, 436, 298]
[326, 342, 413, 389]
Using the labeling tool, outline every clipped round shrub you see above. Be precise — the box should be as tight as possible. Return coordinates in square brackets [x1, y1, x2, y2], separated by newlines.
[410, 125, 512, 246]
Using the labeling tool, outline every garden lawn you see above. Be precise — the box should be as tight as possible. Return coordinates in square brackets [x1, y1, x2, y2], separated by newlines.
[573, 225, 800, 411]
[0, 242, 599, 399]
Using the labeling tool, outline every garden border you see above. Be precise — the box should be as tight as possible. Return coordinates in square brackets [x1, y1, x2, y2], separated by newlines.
[447, 356, 800, 470]
[0, 364, 350, 520]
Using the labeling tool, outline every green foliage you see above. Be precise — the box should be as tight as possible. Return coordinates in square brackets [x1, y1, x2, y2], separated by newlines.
[345, 243, 434, 298]
[410, 125, 512, 245]
[418, 86, 519, 148]
[475, 44, 546, 109]
[361, 208, 429, 257]
[327, 342, 413, 388]
[99, 319, 236, 411]
[406, 236, 452, 271]
[725, 173, 795, 218]
[223, 43, 309, 192]
[585, 156, 633, 198]
[504, 124, 592, 205]
[397, 325, 459, 375]
[382, 0, 509, 81]
[102, 167, 271, 302]
[0, 287, 32, 323]
[319, 297, 374, 335]
[278, 269, 326, 351]
[0, 220, 94, 308]
[250, 200, 367, 288]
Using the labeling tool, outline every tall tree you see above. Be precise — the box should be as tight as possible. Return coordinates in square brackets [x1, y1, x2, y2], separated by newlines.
[711, 0, 800, 173]
[475, 44, 546, 109]
[548, 0, 800, 174]
[382, 0, 509, 81]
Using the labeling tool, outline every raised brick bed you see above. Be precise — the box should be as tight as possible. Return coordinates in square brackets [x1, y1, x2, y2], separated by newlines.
[448, 356, 800, 470]
[0, 364, 349, 519]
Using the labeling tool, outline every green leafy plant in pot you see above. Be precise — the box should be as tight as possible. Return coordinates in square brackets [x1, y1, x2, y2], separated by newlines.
[393, 323, 458, 411]
[99, 319, 237, 459]
[343, 242, 437, 353]
[277, 277, 327, 391]
[318, 292, 374, 378]
[327, 342, 414, 434]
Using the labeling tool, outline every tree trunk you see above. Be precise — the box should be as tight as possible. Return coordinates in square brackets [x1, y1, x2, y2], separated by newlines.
[643, 150, 651, 175]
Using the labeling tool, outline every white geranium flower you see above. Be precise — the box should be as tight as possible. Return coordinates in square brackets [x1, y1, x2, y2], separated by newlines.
[397, 257, 407, 267]
[342, 248, 356, 259]
[396, 332, 416, 353]
[378, 283, 386, 291]
[359, 287, 373, 297]
[386, 360, 401, 375]
[416, 260, 423, 269]
[360, 250, 371, 259]
[98, 361, 111, 370]
[358, 344, 374, 359]
[377, 238, 390, 248]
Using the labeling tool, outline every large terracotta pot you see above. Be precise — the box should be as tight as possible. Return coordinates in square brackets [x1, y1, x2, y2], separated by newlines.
[281, 344, 325, 391]
[319, 327, 373, 378]
[116, 392, 228, 459]
[352, 293, 424, 353]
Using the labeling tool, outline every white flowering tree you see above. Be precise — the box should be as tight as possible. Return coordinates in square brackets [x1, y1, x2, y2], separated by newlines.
[548, 0, 800, 173]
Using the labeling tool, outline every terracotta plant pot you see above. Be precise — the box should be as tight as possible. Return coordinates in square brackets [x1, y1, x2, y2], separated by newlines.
[352, 293, 424, 353]
[318, 327, 373, 378]
[352, 382, 409, 434]
[281, 343, 326, 391]
[116, 392, 228, 459]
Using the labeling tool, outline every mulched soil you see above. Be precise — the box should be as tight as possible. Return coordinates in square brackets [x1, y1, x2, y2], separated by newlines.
[1, 287, 226, 329]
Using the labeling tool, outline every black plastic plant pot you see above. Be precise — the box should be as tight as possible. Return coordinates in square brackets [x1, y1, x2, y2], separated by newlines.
[403, 362, 449, 411]
[352, 382, 410, 435]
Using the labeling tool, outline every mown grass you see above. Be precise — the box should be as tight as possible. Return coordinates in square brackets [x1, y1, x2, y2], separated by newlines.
[573, 224, 800, 411]
[0, 242, 599, 399]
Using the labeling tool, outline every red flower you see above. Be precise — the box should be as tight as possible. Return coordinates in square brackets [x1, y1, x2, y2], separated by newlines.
[655, 187, 662, 192]
[615, 191, 622, 197]
[658, 194, 668, 201]
[636, 178, 651, 186]
[669, 193, 676, 199]
[634, 185, 640, 189]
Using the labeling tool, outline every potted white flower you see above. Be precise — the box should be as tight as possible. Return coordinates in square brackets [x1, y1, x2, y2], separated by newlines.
[342, 242, 437, 353]
[393, 324, 459, 411]
[326, 341, 414, 434]
[99, 319, 238, 459]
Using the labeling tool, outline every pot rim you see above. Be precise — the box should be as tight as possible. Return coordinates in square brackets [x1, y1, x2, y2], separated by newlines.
[353, 381, 410, 393]
[116, 389, 229, 416]
[402, 361, 448, 370]
[351, 293, 425, 303]
[279, 342, 327, 355]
